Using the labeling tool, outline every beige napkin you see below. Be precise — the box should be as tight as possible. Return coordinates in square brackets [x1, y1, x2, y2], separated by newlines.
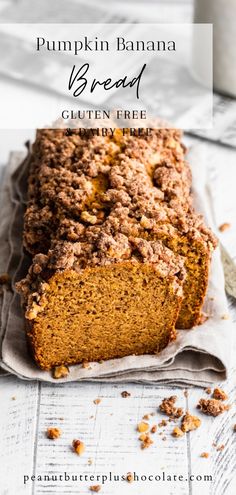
[0, 149, 233, 386]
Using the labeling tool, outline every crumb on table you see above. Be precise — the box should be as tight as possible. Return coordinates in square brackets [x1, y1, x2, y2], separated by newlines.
[46, 427, 61, 440]
[181, 412, 201, 432]
[140, 434, 153, 449]
[150, 425, 157, 434]
[218, 222, 231, 232]
[121, 391, 131, 398]
[221, 314, 229, 320]
[72, 439, 85, 455]
[216, 444, 225, 452]
[126, 472, 134, 483]
[52, 365, 69, 379]
[197, 399, 230, 416]
[137, 422, 149, 433]
[200, 452, 209, 458]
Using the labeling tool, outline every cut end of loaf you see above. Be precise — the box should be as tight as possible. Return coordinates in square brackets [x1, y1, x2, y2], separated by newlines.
[25, 263, 183, 370]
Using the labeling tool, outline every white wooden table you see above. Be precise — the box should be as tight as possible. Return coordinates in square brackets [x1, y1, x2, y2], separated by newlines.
[0, 1, 236, 494]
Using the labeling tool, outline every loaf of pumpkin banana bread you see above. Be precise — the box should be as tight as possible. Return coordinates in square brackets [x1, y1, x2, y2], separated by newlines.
[16, 128, 217, 370]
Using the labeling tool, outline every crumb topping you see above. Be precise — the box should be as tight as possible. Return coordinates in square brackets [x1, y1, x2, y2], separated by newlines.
[72, 439, 85, 455]
[121, 391, 131, 398]
[140, 434, 154, 449]
[137, 422, 149, 433]
[212, 388, 228, 401]
[172, 426, 184, 437]
[126, 472, 134, 483]
[159, 396, 183, 419]
[200, 452, 209, 458]
[218, 222, 231, 232]
[46, 427, 61, 439]
[52, 365, 69, 379]
[16, 128, 217, 310]
[89, 485, 101, 492]
[181, 412, 201, 432]
[197, 399, 230, 416]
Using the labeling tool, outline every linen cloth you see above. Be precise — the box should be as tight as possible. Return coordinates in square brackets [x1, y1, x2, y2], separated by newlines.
[0, 147, 233, 385]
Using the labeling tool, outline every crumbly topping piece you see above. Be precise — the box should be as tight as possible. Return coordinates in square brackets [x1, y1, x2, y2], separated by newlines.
[52, 365, 69, 379]
[172, 426, 184, 437]
[221, 314, 229, 320]
[216, 444, 225, 452]
[17, 127, 217, 309]
[72, 439, 85, 455]
[137, 422, 149, 433]
[197, 399, 230, 417]
[0, 273, 11, 285]
[126, 472, 134, 483]
[46, 427, 61, 439]
[150, 425, 157, 434]
[200, 452, 209, 458]
[204, 387, 212, 395]
[181, 412, 201, 432]
[218, 222, 231, 232]
[121, 391, 131, 398]
[139, 433, 147, 441]
[93, 398, 101, 405]
[212, 388, 228, 401]
[159, 396, 183, 419]
[158, 419, 167, 427]
[82, 361, 90, 368]
[140, 434, 154, 449]
[89, 485, 101, 492]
